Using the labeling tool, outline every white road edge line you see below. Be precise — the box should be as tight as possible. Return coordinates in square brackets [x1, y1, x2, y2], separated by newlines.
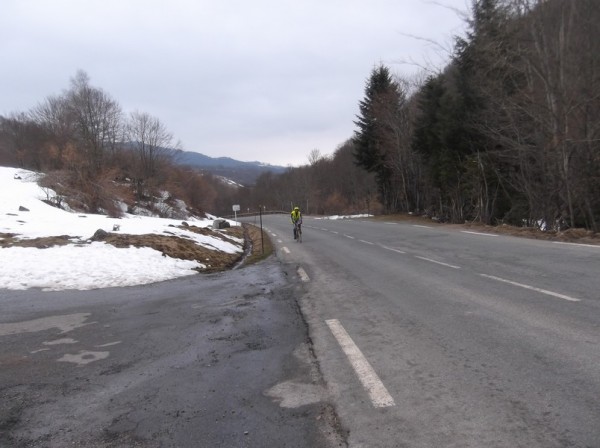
[282, 247, 290, 254]
[297, 267, 310, 282]
[325, 319, 395, 408]
[480, 274, 581, 302]
[415, 256, 461, 269]
[461, 230, 498, 237]
[553, 241, 600, 249]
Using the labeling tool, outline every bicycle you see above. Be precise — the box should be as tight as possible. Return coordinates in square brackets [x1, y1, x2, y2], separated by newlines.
[293, 221, 302, 243]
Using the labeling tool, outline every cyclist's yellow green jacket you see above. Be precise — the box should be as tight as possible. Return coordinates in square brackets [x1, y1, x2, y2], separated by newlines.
[291, 209, 302, 223]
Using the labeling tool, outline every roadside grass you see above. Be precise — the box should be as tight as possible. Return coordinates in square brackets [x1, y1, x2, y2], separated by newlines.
[370, 213, 600, 245]
[243, 223, 273, 265]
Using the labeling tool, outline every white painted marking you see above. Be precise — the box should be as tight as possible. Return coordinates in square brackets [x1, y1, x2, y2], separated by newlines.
[277, 239, 283, 243]
[359, 240, 374, 245]
[30, 348, 50, 354]
[415, 256, 461, 269]
[480, 274, 581, 302]
[320, 228, 328, 231]
[282, 247, 291, 254]
[0, 313, 92, 337]
[344, 234, 355, 240]
[331, 231, 339, 235]
[553, 241, 600, 249]
[413, 225, 433, 229]
[461, 230, 498, 237]
[265, 380, 324, 408]
[58, 350, 110, 366]
[380, 245, 406, 254]
[43, 338, 77, 345]
[297, 267, 310, 282]
[325, 319, 395, 408]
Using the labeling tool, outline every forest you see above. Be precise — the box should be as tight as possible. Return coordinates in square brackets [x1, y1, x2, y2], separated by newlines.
[1, 0, 598, 231]
[250, 0, 600, 232]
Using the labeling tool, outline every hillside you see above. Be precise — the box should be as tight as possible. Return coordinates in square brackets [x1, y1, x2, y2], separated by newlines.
[0, 166, 249, 290]
[173, 150, 287, 186]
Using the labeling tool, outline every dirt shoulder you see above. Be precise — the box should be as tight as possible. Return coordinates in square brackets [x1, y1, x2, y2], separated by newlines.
[371, 213, 600, 246]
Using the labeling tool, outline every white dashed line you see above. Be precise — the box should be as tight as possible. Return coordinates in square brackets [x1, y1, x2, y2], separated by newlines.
[344, 235, 355, 240]
[277, 239, 283, 243]
[359, 240, 374, 245]
[461, 231, 498, 237]
[331, 231, 339, 235]
[326, 319, 395, 408]
[297, 267, 310, 282]
[480, 274, 580, 302]
[282, 247, 290, 254]
[415, 256, 461, 269]
[380, 245, 406, 254]
[413, 225, 433, 229]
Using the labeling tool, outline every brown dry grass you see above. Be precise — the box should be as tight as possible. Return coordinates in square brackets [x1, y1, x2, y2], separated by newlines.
[243, 223, 273, 264]
[0, 224, 274, 272]
[0, 233, 73, 248]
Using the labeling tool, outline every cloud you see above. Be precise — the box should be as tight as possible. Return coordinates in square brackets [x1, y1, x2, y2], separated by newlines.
[0, 0, 467, 166]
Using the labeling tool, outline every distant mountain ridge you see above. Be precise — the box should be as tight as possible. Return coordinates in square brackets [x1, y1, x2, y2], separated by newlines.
[173, 149, 287, 186]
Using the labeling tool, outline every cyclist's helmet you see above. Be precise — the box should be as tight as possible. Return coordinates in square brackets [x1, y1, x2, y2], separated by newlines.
[294, 206, 300, 211]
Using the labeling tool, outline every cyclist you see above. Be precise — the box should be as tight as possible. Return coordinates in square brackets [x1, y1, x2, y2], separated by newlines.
[290, 206, 302, 240]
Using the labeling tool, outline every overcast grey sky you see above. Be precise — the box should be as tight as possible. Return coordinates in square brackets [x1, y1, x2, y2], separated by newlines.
[1, 0, 468, 166]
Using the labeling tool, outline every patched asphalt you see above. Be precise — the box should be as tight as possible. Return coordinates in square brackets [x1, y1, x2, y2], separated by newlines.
[0, 258, 344, 447]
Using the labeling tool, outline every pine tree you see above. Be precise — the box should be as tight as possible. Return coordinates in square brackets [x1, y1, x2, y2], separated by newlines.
[353, 65, 401, 212]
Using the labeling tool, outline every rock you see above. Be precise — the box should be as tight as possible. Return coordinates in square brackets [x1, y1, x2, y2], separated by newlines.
[91, 229, 109, 241]
[181, 221, 189, 227]
[18, 206, 30, 212]
[213, 219, 230, 229]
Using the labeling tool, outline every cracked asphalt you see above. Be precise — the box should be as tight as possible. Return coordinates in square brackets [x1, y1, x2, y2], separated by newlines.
[0, 259, 344, 447]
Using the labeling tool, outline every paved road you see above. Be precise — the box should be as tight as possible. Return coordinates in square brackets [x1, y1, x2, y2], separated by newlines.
[262, 215, 600, 447]
[0, 261, 342, 447]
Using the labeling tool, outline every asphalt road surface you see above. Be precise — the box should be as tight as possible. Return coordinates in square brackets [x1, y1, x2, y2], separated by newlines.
[0, 261, 343, 447]
[262, 214, 600, 448]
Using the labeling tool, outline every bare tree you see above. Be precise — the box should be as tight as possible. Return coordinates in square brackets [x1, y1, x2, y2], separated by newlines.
[474, 0, 600, 229]
[30, 94, 76, 169]
[66, 70, 123, 176]
[126, 111, 178, 199]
